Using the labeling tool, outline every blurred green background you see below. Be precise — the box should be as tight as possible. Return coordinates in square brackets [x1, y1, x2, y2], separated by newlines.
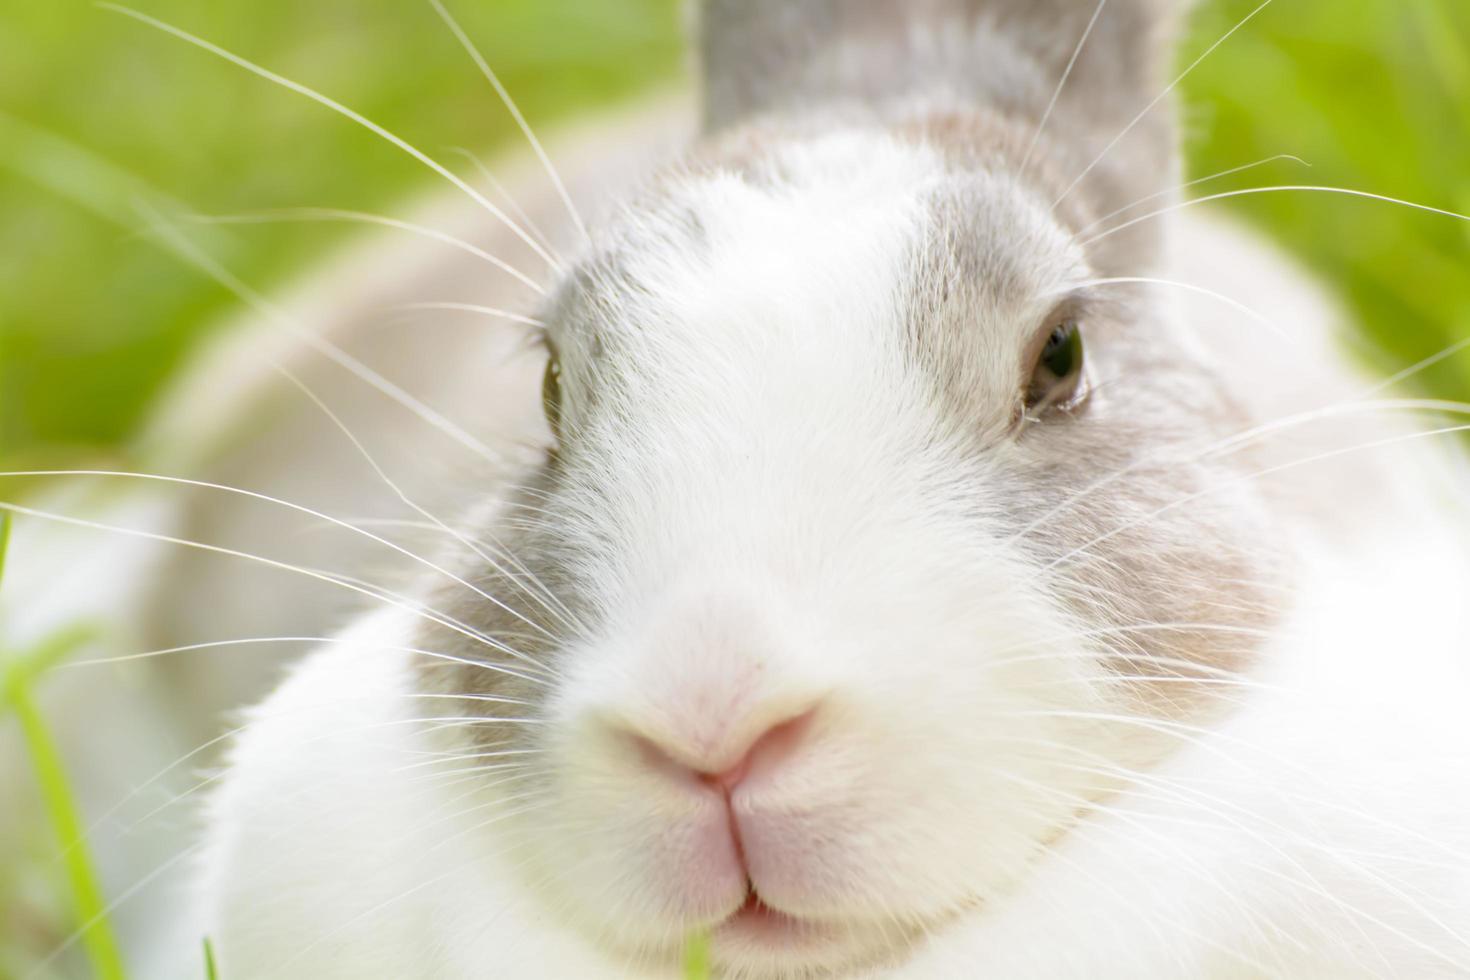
[2, 0, 1468, 467]
[0, 0, 684, 466]
[0, 0, 1467, 976]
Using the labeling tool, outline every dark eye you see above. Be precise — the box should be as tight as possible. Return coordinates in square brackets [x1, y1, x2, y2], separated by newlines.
[1025, 320, 1086, 413]
[542, 343, 563, 442]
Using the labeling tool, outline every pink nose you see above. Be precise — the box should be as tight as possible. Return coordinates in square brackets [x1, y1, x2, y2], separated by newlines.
[627, 706, 820, 794]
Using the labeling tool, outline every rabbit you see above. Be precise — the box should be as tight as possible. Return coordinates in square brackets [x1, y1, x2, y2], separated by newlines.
[172, 0, 1470, 977]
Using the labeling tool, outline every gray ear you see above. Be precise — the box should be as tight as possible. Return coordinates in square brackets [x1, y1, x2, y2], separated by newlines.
[696, 0, 1185, 132]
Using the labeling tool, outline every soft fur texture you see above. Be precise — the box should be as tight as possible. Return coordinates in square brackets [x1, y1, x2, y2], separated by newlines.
[180, 1, 1470, 978]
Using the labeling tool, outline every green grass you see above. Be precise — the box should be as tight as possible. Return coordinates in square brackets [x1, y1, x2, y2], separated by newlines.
[684, 932, 711, 980]
[0, 514, 120, 980]
[1183, 0, 1470, 399]
[0, 1, 1466, 468]
[0, 0, 682, 463]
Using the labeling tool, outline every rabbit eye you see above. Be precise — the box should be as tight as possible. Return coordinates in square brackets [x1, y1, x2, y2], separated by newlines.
[1025, 320, 1086, 413]
[542, 344, 563, 441]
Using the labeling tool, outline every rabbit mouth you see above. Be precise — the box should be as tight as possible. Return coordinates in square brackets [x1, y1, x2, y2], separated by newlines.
[703, 889, 933, 975]
[719, 892, 819, 942]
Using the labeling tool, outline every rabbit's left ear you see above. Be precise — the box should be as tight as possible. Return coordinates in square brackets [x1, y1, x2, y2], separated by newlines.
[694, 0, 1191, 133]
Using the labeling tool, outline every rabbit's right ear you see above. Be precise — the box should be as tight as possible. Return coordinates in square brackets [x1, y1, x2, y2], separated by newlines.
[694, 0, 1189, 133]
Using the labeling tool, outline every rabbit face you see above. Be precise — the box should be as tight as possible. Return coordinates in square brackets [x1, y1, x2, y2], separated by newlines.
[420, 117, 1280, 976]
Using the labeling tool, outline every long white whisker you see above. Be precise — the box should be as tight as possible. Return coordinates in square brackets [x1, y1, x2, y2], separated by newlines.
[30, 844, 202, 977]
[1075, 154, 1310, 238]
[1070, 276, 1294, 344]
[273, 798, 545, 971]
[1035, 751, 1470, 963]
[99, 2, 562, 271]
[138, 202, 509, 467]
[1021, 0, 1108, 176]
[274, 367, 579, 643]
[998, 761, 1449, 968]
[428, 0, 589, 244]
[394, 301, 545, 328]
[1053, 0, 1277, 210]
[64, 636, 545, 687]
[1009, 397, 1470, 548]
[114, 700, 535, 840]
[0, 501, 551, 674]
[0, 468, 556, 642]
[68, 707, 539, 884]
[1083, 185, 1470, 248]
[444, 145, 558, 255]
[985, 768, 1284, 972]
[327, 515, 578, 622]
[1042, 421, 1470, 576]
[191, 209, 545, 294]
[1359, 336, 1470, 399]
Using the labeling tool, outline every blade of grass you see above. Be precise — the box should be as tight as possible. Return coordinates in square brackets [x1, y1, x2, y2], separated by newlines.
[1, 625, 98, 700]
[7, 683, 128, 980]
[0, 512, 10, 590]
[203, 937, 219, 980]
[1, 516, 125, 980]
[683, 931, 711, 980]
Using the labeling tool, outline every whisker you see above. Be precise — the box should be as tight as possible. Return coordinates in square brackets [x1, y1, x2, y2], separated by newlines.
[72, 771, 544, 977]
[1041, 421, 1470, 576]
[1023, 775, 1415, 969]
[190, 209, 545, 295]
[1022, 750, 1470, 964]
[444, 146, 558, 256]
[277, 369, 583, 646]
[1068, 275, 1295, 344]
[1020, 0, 1108, 177]
[1009, 397, 1470, 549]
[322, 515, 579, 628]
[0, 500, 552, 675]
[1083, 185, 1470, 248]
[984, 767, 1301, 965]
[1052, 0, 1277, 210]
[1074, 153, 1311, 238]
[113, 701, 537, 842]
[1001, 707, 1298, 771]
[1359, 335, 1470, 399]
[1, 131, 522, 473]
[273, 797, 547, 971]
[1, 468, 557, 645]
[29, 843, 203, 978]
[64, 635, 545, 686]
[992, 621, 1276, 658]
[427, 0, 589, 245]
[138, 202, 510, 467]
[393, 301, 545, 328]
[99, 2, 562, 270]
[67, 708, 542, 884]
[986, 768, 1286, 972]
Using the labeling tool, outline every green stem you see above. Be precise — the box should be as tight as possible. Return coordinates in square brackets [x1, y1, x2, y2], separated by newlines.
[8, 682, 129, 980]
[0, 512, 11, 589]
[682, 931, 711, 980]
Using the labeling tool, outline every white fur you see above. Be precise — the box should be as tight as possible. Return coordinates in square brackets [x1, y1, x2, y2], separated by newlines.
[512, 134, 1116, 970]
[204, 520, 1470, 978]
[199, 147, 1470, 975]
[171, 8, 1470, 977]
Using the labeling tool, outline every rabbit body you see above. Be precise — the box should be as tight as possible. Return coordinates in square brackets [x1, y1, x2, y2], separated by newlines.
[185, 3, 1470, 977]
